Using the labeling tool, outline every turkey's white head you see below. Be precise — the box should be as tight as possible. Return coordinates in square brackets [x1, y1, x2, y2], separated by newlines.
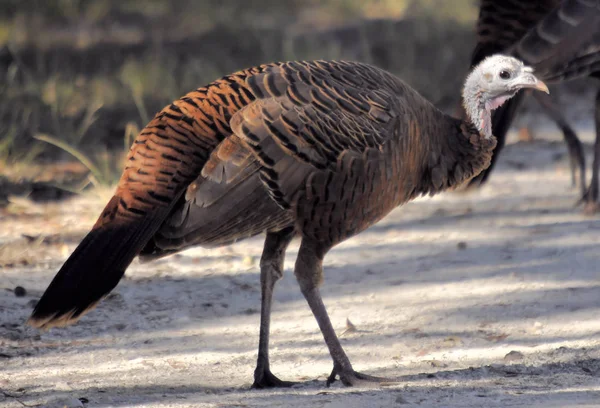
[462, 55, 549, 139]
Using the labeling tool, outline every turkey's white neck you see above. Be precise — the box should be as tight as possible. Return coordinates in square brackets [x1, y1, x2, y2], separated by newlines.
[462, 79, 494, 139]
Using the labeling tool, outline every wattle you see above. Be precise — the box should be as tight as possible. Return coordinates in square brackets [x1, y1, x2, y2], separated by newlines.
[485, 95, 511, 111]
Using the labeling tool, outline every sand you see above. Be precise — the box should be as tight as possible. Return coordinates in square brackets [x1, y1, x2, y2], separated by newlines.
[1, 128, 600, 408]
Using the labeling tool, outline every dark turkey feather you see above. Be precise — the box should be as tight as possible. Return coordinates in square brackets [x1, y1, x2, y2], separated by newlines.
[510, 0, 600, 82]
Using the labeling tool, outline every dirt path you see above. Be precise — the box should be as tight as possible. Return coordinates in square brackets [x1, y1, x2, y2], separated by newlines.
[1, 130, 600, 407]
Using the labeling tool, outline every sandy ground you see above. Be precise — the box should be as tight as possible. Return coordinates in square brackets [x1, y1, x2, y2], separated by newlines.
[1, 128, 600, 408]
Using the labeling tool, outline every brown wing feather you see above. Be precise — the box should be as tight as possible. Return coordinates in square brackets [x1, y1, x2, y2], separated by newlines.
[142, 136, 292, 258]
[230, 83, 398, 210]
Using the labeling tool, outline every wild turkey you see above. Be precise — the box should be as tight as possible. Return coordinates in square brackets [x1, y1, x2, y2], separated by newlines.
[27, 55, 548, 387]
[464, 0, 600, 213]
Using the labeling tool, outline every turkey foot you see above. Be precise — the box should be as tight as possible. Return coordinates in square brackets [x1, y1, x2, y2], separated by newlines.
[252, 367, 296, 389]
[576, 189, 600, 215]
[327, 367, 389, 387]
[583, 200, 600, 216]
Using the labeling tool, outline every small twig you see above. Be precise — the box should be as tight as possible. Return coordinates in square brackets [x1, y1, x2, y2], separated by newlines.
[340, 318, 358, 337]
[339, 317, 374, 337]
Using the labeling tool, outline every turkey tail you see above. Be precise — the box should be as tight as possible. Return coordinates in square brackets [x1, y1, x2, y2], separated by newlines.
[27, 196, 176, 329]
[26, 84, 236, 328]
[26, 65, 286, 329]
[511, 0, 600, 82]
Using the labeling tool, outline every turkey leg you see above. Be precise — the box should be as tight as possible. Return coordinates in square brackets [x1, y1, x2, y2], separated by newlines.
[252, 227, 295, 388]
[532, 91, 586, 195]
[583, 82, 600, 215]
[295, 240, 387, 386]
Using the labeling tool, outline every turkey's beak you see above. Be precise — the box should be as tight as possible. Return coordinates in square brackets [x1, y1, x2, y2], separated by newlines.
[529, 78, 549, 94]
[515, 73, 549, 94]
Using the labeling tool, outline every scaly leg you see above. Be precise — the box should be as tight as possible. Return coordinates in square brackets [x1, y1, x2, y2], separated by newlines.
[583, 85, 600, 215]
[533, 91, 586, 195]
[294, 239, 387, 387]
[252, 227, 295, 389]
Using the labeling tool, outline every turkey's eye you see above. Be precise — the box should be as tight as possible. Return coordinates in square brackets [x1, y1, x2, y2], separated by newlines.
[499, 70, 511, 80]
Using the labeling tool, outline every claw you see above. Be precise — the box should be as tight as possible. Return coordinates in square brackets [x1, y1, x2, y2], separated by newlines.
[252, 368, 296, 389]
[583, 201, 600, 216]
[327, 367, 389, 387]
[575, 188, 600, 215]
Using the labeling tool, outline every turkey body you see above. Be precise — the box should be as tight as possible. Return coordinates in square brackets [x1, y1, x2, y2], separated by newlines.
[142, 62, 488, 256]
[28, 59, 496, 387]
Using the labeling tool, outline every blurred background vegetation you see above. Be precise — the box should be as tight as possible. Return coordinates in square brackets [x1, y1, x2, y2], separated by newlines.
[1, 0, 482, 196]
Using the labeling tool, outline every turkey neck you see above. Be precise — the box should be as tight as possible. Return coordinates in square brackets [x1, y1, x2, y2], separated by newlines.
[391, 110, 497, 205]
[461, 80, 496, 140]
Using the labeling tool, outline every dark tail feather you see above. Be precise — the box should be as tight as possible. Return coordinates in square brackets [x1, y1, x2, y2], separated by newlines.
[28, 197, 170, 329]
[511, 0, 600, 82]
